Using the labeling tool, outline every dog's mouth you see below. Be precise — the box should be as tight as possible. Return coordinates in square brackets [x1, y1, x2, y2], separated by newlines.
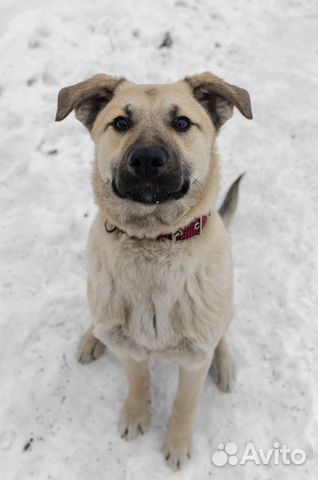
[111, 170, 190, 205]
[112, 169, 190, 205]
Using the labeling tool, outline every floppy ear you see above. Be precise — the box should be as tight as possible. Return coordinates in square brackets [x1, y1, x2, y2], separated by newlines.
[55, 74, 124, 130]
[186, 72, 252, 128]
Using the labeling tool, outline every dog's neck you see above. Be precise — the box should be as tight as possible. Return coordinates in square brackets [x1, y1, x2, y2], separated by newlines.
[92, 150, 220, 240]
[104, 213, 210, 242]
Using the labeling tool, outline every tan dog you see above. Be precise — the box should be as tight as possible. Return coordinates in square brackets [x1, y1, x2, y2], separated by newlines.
[55, 72, 252, 470]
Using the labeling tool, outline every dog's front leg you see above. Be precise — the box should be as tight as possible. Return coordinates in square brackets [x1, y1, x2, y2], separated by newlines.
[164, 357, 212, 470]
[78, 325, 106, 364]
[118, 355, 151, 441]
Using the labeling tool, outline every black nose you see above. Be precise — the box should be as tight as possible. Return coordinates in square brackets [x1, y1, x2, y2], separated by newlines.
[127, 146, 167, 177]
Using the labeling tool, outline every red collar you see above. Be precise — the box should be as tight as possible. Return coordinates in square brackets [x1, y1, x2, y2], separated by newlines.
[104, 214, 209, 242]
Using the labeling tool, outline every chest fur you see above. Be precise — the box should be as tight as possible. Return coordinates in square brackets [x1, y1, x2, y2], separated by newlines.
[88, 220, 233, 362]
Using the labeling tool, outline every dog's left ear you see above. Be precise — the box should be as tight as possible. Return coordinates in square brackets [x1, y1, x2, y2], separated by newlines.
[55, 74, 124, 130]
[186, 72, 252, 128]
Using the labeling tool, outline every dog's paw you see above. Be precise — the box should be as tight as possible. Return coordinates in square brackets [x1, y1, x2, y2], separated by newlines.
[164, 431, 192, 471]
[119, 400, 150, 441]
[209, 339, 236, 392]
[78, 327, 106, 364]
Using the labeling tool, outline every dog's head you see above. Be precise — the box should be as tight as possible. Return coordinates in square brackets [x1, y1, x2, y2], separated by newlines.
[56, 72, 252, 236]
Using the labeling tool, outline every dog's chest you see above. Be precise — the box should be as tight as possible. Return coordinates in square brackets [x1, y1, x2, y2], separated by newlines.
[101, 236, 225, 354]
[119, 249, 186, 349]
[89, 214, 233, 363]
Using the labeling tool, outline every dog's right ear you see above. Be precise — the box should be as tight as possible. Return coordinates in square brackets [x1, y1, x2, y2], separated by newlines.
[55, 74, 124, 130]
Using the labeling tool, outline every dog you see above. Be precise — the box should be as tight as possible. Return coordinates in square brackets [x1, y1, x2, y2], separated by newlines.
[55, 71, 252, 470]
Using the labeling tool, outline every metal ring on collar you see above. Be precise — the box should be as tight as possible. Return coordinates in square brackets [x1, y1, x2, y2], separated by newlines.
[104, 220, 117, 234]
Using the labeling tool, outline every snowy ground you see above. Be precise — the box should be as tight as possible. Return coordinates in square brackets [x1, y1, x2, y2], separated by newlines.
[0, 0, 317, 479]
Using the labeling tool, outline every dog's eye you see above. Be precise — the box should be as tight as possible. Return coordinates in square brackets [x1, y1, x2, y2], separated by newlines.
[113, 116, 131, 132]
[173, 116, 191, 132]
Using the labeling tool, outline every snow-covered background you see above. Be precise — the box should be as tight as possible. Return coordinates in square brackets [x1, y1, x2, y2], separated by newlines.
[0, 0, 317, 479]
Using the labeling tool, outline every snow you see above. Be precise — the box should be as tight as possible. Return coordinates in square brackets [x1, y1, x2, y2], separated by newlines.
[0, 0, 316, 479]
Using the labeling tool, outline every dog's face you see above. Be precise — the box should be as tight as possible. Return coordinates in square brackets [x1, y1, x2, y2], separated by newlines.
[95, 81, 209, 206]
[56, 73, 252, 232]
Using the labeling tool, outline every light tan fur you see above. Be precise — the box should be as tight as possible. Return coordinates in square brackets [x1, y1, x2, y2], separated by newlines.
[56, 72, 252, 470]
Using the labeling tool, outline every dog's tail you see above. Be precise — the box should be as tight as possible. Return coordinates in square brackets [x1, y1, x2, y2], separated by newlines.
[218, 173, 245, 228]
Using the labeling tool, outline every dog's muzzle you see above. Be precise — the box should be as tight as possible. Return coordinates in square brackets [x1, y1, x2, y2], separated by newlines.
[111, 145, 190, 205]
